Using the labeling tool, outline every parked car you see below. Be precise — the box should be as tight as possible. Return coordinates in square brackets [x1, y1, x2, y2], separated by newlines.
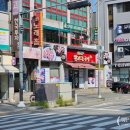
[111, 82, 130, 94]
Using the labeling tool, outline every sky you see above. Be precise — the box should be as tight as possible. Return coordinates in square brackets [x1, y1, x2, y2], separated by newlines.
[91, 0, 96, 12]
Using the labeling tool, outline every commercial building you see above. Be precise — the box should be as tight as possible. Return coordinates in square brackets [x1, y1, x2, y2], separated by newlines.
[0, 0, 99, 101]
[98, 0, 130, 84]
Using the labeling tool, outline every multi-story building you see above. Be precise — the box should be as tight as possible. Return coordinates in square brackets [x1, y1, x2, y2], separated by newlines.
[99, 0, 130, 83]
[0, 0, 98, 101]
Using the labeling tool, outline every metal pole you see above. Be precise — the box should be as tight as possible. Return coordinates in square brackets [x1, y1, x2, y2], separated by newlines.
[97, 0, 102, 98]
[17, 0, 25, 107]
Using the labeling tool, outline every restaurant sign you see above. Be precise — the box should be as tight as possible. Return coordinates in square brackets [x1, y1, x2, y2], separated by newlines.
[42, 43, 67, 61]
[67, 50, 96, 63]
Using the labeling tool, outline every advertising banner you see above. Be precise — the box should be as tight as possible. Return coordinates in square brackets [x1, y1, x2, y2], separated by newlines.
[103, 52, 112, 65]
[23, 47, 41, 59]
[32, 12, 43, 46]
[12, 0, 19, 51]
[0, 28, 9, 50]
[42, 43, 67, 61]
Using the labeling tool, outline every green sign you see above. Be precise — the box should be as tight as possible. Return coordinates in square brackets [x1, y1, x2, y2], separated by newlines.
[63, 23, 84, 32]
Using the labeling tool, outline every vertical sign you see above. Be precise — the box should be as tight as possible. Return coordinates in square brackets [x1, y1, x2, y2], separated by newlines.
[12, 0, 19, 51]
[32, 12, 43, 46]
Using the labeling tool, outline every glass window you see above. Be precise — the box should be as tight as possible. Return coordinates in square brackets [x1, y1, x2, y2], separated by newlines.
[57, 15, 62, 21]
[0, 0, 8, 12]
[23, 20, 30, 28]
[46, 1, 51, 7]
[35, 0, 42, 4]
[75, 20, 79, 26]
[79, 20, 83, 26]
[70, 19, 75, 24]
[79, 10, 82, 16]
[23, 30, 30, 42]
[83, 11, 87, 16]
[52, 13, 57, 20]
[62, 16, 67, 22]
[83, 21, 86, 27]
[46, 12, 51, 19]
[57, 0, 62, 3]
[52, 2, 56, 6]
[62, 5, 67, 10]
[50, 68, 60, 83]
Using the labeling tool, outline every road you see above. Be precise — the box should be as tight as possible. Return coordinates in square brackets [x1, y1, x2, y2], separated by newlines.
[1, 92, 130, 129]
[0, 112, 129, 130]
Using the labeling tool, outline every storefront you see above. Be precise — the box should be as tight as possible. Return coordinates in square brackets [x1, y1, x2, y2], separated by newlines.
[65, 46, 97, 88]
[0, 55, 19, 101]
[38, 43, 67, 84]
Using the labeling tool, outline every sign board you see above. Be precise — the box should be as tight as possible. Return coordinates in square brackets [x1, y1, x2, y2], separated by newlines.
[117, 23, 130, 34]
[42, 43, 67, 61]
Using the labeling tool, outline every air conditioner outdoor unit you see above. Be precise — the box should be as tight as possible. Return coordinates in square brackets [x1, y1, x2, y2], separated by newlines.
[117, 47, 124, 52]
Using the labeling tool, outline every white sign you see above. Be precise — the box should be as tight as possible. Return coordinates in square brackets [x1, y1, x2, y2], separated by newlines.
[0, 29, 9, 45]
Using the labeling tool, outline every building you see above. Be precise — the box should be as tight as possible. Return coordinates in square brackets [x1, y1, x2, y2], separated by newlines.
[98, 0, 130, 85]
[0, 0, 99, 101]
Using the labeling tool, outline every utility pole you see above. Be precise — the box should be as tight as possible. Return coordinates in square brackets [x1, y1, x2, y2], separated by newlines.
[97, 0, 102, 98]
[17, 0, 25, 107]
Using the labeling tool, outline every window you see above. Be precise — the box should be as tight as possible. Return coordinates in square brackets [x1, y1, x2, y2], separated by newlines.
[117, 2, 130, 12]
[0, 0, 8, 12]
[50, 68, 60, 82]
[23, 20, 30, 28]
[23, 30, 30, 42]
[108, 4, 113, 28]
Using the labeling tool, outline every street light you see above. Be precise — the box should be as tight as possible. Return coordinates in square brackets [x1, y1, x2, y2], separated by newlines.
[17, 0, 25, 107]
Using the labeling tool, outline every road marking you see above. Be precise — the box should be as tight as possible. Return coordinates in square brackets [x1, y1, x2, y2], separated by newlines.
[89, 102, 114, 107]
[58, 116, 96, 123]
[57, 125, 84, 130]
[52, 107, 123, 112]
[75, 117, 112, 125]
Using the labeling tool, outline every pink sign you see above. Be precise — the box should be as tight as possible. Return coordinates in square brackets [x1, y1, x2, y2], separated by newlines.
[23, 47, 41, 59]
[12, 0, 19, 15]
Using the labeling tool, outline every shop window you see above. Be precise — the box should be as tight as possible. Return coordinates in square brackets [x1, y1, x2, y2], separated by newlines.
[50, 68, 60, 82]
[88, 70, 95, 77]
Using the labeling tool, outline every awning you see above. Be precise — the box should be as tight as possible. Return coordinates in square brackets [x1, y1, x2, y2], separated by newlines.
[65, 62, 95, 69]
[43, 25, 70, 33]
[0, 65, 19, 73]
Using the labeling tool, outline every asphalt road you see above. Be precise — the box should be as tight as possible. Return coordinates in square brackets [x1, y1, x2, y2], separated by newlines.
[0, 112, 129, 130]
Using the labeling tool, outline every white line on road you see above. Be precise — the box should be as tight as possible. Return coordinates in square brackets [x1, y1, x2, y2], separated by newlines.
[52, 107, 124, 112]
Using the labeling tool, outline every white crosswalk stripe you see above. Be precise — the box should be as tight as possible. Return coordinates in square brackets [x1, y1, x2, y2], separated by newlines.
[0, 112, 129, 130]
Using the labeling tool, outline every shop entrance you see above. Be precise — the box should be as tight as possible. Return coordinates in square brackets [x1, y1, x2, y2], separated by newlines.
[69, 69, 79, 88]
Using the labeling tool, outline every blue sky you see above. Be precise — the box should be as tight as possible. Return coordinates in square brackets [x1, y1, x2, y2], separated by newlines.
[91, 0, 96, 12]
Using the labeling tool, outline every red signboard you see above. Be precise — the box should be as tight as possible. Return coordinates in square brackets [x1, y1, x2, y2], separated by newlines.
[67, 50, 96, 63]
[32, 12, 43, 46]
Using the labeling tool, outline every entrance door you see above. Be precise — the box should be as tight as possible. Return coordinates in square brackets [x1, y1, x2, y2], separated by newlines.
[69, 69, 79, 88]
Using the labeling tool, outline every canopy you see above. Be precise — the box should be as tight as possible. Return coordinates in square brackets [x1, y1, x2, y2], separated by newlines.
[65, 62, 95, 69]
[0, 65, 19, 73]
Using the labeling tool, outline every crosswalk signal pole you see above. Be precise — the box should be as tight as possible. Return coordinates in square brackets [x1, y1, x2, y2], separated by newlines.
[17, 0, 25, 107]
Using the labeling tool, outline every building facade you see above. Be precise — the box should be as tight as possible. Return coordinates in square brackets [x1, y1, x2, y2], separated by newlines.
[99, 0, 130, 83]
[0, 0, 99, 101]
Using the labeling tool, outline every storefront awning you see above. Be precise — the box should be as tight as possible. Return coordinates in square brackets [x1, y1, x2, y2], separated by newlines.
[43, 25, 70, 33]
[0, 65, 19, 73]
[65, 62, 95, 69]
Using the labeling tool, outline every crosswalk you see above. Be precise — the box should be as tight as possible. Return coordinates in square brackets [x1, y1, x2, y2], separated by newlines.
[0, 112, 129, 130]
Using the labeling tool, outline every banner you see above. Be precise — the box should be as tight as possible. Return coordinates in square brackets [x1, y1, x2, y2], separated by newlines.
[32, 12, 43, 46]
[42, 43, 67, 61]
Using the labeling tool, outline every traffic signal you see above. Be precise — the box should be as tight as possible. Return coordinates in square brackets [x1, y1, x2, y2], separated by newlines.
[67, 0, 91, 10]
